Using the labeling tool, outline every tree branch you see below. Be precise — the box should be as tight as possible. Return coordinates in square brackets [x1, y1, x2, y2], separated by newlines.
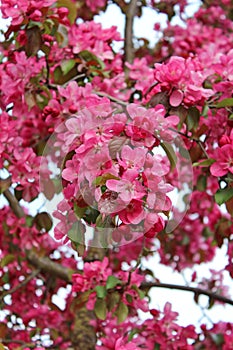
[1, 339, 35, 348]
[26, 250, 72, 283]
[0, 269, 40, 301]
[3, 188, 25, 218]
[141, 282, 233, 306]
[2, 182, 101, 350]
[124, 0, 138, 64]
[112, 0, 126, 13]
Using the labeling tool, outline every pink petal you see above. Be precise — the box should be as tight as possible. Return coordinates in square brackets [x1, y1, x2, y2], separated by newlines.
[210, 162, 228, 177]
[169, 89, 183, 107]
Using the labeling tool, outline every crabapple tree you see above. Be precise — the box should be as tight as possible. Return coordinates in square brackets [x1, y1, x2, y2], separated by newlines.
[0, 0, 233, 349]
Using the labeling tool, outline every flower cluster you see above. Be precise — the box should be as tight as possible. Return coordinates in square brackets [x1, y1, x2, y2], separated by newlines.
[72, 257, 148, 321]
[1, 0, 56, 25]
[53, 102, 178, 245]
[152, 56, 213, 108]
[68, 21, 121, 61]
[96, 302, 197, 350]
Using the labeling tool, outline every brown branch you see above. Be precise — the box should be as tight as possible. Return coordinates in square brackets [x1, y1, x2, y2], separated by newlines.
[112, 0, 126, 13]
[124, 0, 138, 64]
[27, 250, 72, 283]
[3, 188, 25, 218]
[141, 282, 233, 306]
[1, 339, 35, 348]
[2, 184, 74, 282]
[169, 127, 209, 159]
[0, 269, 40, 301]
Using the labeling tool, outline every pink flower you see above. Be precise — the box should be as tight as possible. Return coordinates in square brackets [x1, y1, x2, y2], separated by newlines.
[72, 257, 112, 293]
[115, 337, 140, 350]
[154, 56, 187, 85]
[144, 213, 164, 238]
[72, 274, 87, 293]
[106, 179, 145, 205]
[210, 144, 233, 176]
[118, 145, 147, 173]
[118, 199, 145, 225]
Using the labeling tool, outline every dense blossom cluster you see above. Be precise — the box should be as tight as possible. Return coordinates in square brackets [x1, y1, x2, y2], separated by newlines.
[53, 102, 180, 245]
[0, 0, 233, 349]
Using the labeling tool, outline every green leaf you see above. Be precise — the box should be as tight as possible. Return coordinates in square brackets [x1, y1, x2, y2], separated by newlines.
[128, 328, 140, 341]
[193, 158, 215, 167]
[202, 104, 209, 117]
[161, 141, 177, 170]
[96, 215, 113, 230]
[93, 173, 119, 186]
[53, 178, 63, 194]
[196, 175, 207, 191]
[107, 291, 120, 311]
[74, 202, 86, 219]
[94, 298, 107, 320]
[216, 98, 233, 108]
[68, 221, 86, 244]
[126, 293, 133, 303]
[215, 187, 233, 205]
[116, 302, 128, 323]
[57, 0, 77, 24]
[84, 208, 100, 225]
[154, 344, 161, 350]
[53, 64, 78, 85]
[95, 285, 107, 299]
[2, 272, 9, 284]
[131, 285, 145, 299]
[79, 50, 105, 70]
[106, 275, 122, 290]
[210, 333, 224, 346]
[181, 235, 190, 245]
[60, 59, 76, 75]
[186, 107, 200, 131]
[0, 254, 15, 268]
[26, 215, 34, 227]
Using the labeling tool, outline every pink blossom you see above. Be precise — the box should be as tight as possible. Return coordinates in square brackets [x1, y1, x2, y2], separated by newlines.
[106, 179, 145, 204]
[210, 144, 233, 177]
[115, 337, 140, 350]
[118, 199, 145, 225]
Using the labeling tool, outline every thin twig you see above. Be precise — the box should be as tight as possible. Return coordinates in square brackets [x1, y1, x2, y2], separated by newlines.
[95, 91, 127, 106]
[141, 282, 233, 306]
[169, 127, 209, 159]
[0, 269, 40, 301]
[3, 188, 25, 218]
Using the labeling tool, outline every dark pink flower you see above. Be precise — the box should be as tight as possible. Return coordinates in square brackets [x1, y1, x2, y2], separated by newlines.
[118, 199, 145, 225]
